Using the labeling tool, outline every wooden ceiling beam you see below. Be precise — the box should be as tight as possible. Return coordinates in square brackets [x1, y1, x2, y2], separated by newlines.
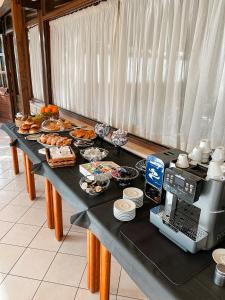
[42, 0, 104, 21]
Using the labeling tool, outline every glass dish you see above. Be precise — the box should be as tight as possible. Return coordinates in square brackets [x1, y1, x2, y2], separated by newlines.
[79, 174, 110, 196]
[111, 166, 139, 187]
[41, 119, 64, 132]
[80, 147, 109, 162]
[135, 159, 146, 176]
[73, 139, 94, 148]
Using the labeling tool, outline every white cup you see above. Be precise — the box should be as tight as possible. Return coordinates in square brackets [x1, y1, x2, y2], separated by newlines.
[212, 146, 225, 163]
[189, 147, 202, 162]
[207, 161, 223, 179]
[199, 139, 211, 153]
[176, 154, 189, 168]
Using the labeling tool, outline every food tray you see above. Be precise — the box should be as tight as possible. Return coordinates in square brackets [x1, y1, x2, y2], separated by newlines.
[45, 147, 76, 168]
[69, 129, 97, 140]
[17, 129, 41, 136]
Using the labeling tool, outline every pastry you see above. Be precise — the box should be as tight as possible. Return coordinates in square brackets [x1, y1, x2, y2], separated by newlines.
[39, 133, 72, 147]
[18, 128, 29, 134]
[29, 128, 39, 134]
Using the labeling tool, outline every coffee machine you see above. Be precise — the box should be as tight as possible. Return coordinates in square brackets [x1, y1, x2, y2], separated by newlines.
[150, 165, 225, 253]
[145, 149, 185, 204]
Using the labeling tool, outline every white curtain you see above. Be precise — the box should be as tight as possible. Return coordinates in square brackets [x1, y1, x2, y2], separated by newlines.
[50, 0, 118, 122]
[50, 0, 225, 151]
[28, 26, 44, 101]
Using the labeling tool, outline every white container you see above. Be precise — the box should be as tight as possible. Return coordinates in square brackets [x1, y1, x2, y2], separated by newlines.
[199, 139, 211, 153]
[123, 187, 143, 208]
[176, 154, 189, 168]
[189, 146, 202, 162]
[207, 161, 223, 179]
[212, 146, 225, 163]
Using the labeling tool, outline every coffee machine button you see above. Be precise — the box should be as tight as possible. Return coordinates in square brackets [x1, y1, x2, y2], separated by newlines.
[190, 185, 194, 189]
[186, 183, 189, 187]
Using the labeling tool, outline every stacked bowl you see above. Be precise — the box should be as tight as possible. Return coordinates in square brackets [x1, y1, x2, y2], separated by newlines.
[123, 187, 143, 208]
[113, 199, 136, 221]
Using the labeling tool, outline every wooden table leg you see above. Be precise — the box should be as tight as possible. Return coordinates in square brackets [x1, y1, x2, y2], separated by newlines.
[22, 152, 29, 193]
[52, 186, 63, 241]
[100, 244, 111, 300]
[87, 230, 100, 293]
[10, 139, 19, 175]
[45, 179, 54, 229]
[25, 155, 36, 200]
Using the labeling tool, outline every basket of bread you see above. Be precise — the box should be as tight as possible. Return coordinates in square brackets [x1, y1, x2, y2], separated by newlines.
[70, 128, 96, 140]
[38, 133, 72, 147]
[17, 118, 41, 135]
[46, 146, 76, 168]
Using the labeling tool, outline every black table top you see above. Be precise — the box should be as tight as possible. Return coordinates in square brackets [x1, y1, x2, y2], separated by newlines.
[77, 201, 225, 300]
[1, 122, 145, 212]
[3, 122, 224, 300]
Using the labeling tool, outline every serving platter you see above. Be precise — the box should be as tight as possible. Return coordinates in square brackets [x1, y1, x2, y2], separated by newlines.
[69, 129, 97, 140]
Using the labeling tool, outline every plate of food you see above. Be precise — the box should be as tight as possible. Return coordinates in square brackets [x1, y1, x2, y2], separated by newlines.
[80, 147, 109, 162]
[37, 133, 72, 148]
[17, 119, 41, 135]
[69, 128, 96, 140]
[111, 166, 139, 187]
[79, 174, 110, 196]
[41, 119, 75, 133]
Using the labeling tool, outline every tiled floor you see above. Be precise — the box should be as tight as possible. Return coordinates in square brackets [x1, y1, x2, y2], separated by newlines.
[0, 128, 148, 300]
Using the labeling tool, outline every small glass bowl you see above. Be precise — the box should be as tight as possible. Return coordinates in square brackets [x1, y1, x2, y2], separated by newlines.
[79, 174, 110, 196]
[135, 159, 146, 176]
[80, 147, 109, 162]
[111, 166, 139, 187]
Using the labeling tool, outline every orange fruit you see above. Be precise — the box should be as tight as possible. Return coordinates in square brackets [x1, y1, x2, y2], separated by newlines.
[40, 107, 46, 114]
[45, 107, 51, 113]
[51, 107, 58, 113]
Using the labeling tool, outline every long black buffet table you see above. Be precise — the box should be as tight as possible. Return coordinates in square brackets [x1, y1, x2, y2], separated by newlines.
[72, 201, 225, 300]
[2, 122, 224, 300]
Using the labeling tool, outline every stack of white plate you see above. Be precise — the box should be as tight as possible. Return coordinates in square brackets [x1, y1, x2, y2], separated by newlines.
[113, 199, 136, 221]
[123, 187, 143, 208]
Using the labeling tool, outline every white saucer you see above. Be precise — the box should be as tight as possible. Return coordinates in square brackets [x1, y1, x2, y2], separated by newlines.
[212, 248, 225, 265]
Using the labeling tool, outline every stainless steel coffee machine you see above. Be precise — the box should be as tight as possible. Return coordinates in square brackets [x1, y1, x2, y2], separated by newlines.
[150, 165, 225, 253]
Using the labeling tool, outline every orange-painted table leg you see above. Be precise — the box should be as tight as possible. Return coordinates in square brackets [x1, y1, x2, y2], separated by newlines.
[87, 230, 100, 293]
[45, 179, 54, 229]
[100, 244, 111, 300]
[22, 152, 29, 193]
[25, 155, 36, 200]
[52, 186, 63, 241]
[10, 139, 19, 175]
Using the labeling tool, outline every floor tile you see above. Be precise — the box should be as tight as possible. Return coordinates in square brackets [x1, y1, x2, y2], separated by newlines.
[10, 191, 34, 207]
[0, 275, 40, 300]
[59, 231, 86, 256]
[0, 272, 6, 284]
[80, 257, 121, 294]
[0, 190, 20, 202]
[118, 269, 148, 299]
[0, 244, 25, 273]
[32, 194, 46, 209]
[0, 221, 14, 239]
[0, 178, 13, 189]
[10, 248, 55, 280]
[0, 169, 16, 179]
[1, 223, 40, 247]
[44, 253, 86, 286]
[70, 224, 86, 234]
[75, 289, 116, 300]
[2, 178, 25, 192]
[29, 227, 62, 252]
[0, 205, 29, 222]
[18, 207, 46, 226]
[33, 281, 77, 300]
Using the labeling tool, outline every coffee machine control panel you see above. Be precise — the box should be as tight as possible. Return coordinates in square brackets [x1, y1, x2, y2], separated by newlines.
[163, 167, 203, 204]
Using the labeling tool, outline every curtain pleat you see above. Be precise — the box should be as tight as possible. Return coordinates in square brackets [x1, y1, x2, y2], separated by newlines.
[49, 0, 225, 151]
[28, 26, 44, 101]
